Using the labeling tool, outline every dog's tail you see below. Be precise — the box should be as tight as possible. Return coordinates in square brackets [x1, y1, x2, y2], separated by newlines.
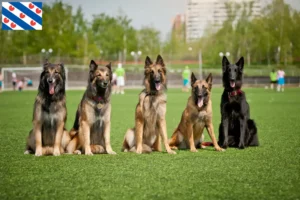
[129, 144, 152, 153]
[90, 145, 105, 154]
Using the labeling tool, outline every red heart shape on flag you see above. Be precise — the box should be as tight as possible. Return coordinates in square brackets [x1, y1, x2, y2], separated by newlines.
[36, 8, 41, 14]
[4, 18, 9, 23]
[11, 22, 16, 28]
[9, 5, 15, 11]
[30, 20, 36, 26]
[29, 3, 34, 9]
[20, 13, 25, 19]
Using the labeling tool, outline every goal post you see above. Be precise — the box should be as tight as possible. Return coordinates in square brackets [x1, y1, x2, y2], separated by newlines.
[1, 67, 69, 91]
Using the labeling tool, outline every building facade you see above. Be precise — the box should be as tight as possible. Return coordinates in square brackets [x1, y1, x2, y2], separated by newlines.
[185, 0, 262, 42]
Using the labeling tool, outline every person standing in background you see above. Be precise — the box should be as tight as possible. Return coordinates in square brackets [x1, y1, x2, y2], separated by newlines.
[269, 69, 277, 90]
[12, 71, 17, 91]
[182, 66, 191, 92]
[115, 63, 125, 94]
[277, 68, 285, 92]
[17, 78, 24, 91]
[112, 70, 117, 94]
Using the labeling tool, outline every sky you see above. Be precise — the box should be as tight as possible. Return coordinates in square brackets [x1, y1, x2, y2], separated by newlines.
[8, 0, 300, 40]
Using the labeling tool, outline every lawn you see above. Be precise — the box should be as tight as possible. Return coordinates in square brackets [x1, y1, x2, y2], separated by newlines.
[0, 88, 299, 199]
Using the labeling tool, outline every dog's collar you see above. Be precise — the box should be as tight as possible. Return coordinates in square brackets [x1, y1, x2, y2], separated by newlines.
[86, 95, 106, 110]
[92, 96, 103, 103]
[228, 89, 243, 98]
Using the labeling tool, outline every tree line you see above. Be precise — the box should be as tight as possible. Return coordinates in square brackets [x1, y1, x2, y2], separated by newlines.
[0, 0, 299, 67]
[166, 0, 300, 66]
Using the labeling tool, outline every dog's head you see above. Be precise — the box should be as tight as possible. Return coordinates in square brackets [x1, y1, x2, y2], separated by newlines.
[222, 56, 244, 89]
[89, 60, 112, 92]
[39, 60, 65, 96]
[144, 55, 167, 93]
[191, 73, 212, 108]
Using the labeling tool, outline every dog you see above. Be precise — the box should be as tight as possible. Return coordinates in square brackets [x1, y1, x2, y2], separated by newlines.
[66, 60, 116, 155]
[169, 73, 224, 152]
[122, 55, 176, 154]
[24, 60, 71, 156]
[218, 56, 259, 149]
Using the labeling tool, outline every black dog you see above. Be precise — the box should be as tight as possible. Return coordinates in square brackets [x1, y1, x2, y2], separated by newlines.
[218, 56, 259, 149]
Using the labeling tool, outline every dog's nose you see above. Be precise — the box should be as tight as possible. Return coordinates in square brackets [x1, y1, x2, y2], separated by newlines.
[47, 78, 53, 83]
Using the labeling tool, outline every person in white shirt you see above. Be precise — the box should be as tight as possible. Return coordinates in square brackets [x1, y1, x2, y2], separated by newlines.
[277, 68, 285, 92]
[12, 71, 17, 91]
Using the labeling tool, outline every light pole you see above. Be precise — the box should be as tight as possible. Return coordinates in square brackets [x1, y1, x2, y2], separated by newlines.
[219, 52, 230, 58]
[100, 50, 103, 64]
[41, 48, 53, 64]
[131, 51, 142, 66]
[188, 47, 202, 79]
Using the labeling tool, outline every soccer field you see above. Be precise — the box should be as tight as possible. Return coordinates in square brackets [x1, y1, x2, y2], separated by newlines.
[0, 88, 299, 199]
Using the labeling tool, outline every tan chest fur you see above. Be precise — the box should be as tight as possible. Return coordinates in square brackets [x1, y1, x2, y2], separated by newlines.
[139, 92, 166, 145]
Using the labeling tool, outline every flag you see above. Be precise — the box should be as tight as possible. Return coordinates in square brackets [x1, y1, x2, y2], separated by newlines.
[1, 2, 42, 30]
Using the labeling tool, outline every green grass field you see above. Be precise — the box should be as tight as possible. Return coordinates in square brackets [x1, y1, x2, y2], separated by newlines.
[0, 88, 300, 199]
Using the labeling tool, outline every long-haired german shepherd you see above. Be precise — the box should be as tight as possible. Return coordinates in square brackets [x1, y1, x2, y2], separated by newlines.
[122, 55, 176, 154]
[169, 73, 224, 152]
[66, 60, 116, 155]
[218, 56, 259, 149]
[24, 60, 71, 156]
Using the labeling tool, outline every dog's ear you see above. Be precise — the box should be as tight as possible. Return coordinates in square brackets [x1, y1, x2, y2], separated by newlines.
[156, 55, 165, 67]
[222, 56, 230, 73]
[106, 62, 112, 81]
[145, 56, 153, 68]
[191, 72, 197, 86]
[89, 60, 98, 71]
[106, 62, 112, 71]
[236, 57, 244, 72]
[59, 63, 66, 81]
[206, 73, 213, 90]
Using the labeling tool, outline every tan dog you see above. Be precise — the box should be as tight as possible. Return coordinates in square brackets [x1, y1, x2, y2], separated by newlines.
[24, 61, 71, 156]
[169, 73, 224, 152]
[122, 55, 176, 154]
[66, 60, 116, 155]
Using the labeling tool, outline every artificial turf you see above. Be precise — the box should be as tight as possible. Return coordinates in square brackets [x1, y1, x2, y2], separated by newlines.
[0, 88, 299, 199]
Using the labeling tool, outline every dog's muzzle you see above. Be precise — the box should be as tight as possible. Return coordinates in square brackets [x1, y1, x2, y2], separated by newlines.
[47, 78, 56, 95]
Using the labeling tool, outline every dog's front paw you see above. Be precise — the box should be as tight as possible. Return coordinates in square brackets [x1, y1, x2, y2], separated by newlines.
[167, 150, 177, 154]
[74, 150, 82, 155]
[215, 146, 225, 152]
[85, 150, 93, 156]
[136, 147, 143, 154]
[190, 148, 198, 153]
[238, 143, 245, 149]
[53, 148, 61, 156]
[107, 150, 117, 155]
[221, 142, 228, 149]
[35, 148, 43, 157]
[170, 146, 178, 150]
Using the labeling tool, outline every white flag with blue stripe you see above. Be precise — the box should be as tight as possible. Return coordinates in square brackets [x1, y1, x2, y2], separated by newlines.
[2, 2, 42, 30]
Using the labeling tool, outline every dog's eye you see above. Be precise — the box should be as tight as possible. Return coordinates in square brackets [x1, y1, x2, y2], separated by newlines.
[158, 69, 161, 73]
[106, 73, 109, 76]
[228, 69, 231, 72]
[151, 70, 154, 74]
[234, 69, 237, 72]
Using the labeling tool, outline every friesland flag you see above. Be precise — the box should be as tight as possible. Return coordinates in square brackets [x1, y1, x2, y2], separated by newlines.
[2, 2, 42, 30]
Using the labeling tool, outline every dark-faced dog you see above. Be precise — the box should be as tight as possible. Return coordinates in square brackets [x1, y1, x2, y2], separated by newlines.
[169, 73, 224, 152]
[218, 56, 259, 149]
[66, 60, 116, 155]
[24, 60, 71, 156]
[122, 55, 176, 154]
